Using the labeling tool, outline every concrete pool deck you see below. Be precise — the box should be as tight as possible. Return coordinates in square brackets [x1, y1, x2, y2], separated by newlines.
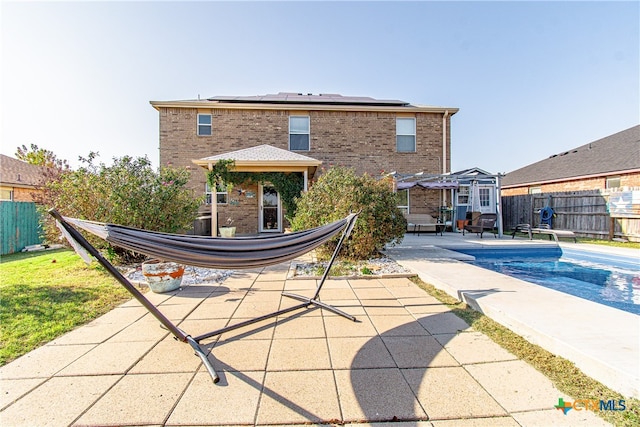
[0, 232, 635, 426]
[384, 232, 640, 399]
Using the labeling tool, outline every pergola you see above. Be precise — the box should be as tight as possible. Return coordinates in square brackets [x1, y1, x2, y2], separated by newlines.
[390, 170, 504, 237]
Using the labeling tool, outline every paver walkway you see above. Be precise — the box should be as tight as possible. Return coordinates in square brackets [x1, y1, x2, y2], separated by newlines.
[1, 259, 611, 426]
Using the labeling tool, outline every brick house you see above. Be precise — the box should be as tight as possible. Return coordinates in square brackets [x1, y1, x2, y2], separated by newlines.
[0, 154, 48, 202]
[502, 125, 640, 196]
[150, 93, 458, 235]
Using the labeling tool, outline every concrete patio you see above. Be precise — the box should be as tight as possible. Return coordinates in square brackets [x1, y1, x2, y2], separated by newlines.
[1, 232, 632, 426]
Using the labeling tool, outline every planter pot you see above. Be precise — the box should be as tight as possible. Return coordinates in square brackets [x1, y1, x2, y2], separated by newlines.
[141, 260, 185, 293]
[219, 226, 236, 238]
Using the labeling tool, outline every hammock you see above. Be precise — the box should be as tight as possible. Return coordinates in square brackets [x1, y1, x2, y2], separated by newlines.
[63, 213, 356, 269]
[49, 209, 359, 386]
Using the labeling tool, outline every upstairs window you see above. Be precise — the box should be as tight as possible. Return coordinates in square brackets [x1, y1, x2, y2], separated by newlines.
[289, 116, 310, 151]
[396, 118, 416, 152]
[197, 114, 212, 136]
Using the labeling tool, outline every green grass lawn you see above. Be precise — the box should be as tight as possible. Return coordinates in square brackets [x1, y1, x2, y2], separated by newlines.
[0, 249, 132, 366]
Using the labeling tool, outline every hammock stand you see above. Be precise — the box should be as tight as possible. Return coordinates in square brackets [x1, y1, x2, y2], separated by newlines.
[49, 209, 359, 384]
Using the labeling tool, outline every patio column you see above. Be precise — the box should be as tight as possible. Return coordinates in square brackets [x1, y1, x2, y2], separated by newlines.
[209, 162, 218, 237]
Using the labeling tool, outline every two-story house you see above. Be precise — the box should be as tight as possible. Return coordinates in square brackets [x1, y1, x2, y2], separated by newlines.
[150, 92, 458, 235]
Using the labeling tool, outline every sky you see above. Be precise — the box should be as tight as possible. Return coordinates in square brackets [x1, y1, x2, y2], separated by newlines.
[1, 1, 638, 175]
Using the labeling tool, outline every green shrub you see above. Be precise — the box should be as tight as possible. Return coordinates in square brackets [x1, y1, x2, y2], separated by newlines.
[291, 167, 406, 260]
[38, 153, 202, 262]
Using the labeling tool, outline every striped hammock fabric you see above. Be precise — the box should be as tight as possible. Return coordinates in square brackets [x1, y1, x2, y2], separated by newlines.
[60, 213, 358, 269]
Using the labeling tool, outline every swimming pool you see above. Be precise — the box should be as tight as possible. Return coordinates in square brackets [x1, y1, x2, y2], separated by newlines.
[452, 247, 640, 315]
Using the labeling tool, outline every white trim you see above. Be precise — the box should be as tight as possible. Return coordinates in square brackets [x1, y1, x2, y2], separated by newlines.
[289, 116, 310, 151]
[396, 117, 416, 153]
[197, 113, 212, 136]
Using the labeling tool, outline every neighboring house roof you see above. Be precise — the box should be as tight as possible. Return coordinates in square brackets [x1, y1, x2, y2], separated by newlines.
[0, 154, 48, 188]
[193, 144, 322, 173]
[151, 92, 459, 114]
[502, 125, 640, 188]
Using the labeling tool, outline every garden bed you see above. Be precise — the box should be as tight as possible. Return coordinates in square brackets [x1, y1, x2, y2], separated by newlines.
[289, 256, 414, 280]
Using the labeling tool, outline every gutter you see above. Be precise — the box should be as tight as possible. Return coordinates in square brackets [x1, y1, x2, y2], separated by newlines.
[149, 100, 459, 115]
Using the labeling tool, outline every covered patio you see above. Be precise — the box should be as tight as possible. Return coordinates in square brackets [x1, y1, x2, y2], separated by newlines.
[192, 145, 322, 236]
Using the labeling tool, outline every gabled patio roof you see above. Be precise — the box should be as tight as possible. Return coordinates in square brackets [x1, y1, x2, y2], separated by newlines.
[192, 144, 322, 174]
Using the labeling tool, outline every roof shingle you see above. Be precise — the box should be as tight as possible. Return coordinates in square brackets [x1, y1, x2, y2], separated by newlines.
[0, 154, 48, 187]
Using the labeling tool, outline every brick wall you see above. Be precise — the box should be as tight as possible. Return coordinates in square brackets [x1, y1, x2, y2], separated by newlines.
[159, 106, 452, 233]
[12, 187, 39, 202]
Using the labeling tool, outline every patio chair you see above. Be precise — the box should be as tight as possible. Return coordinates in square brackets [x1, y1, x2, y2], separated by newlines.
[462, 213, 498, 238]
[511, 223, 577, 243]
[49, 209, 359, 386]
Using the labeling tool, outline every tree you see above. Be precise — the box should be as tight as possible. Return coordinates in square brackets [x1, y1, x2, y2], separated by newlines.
[15, 144, 69, 169]
[38, 154, 202, 263]
[291, 166, 406, 260]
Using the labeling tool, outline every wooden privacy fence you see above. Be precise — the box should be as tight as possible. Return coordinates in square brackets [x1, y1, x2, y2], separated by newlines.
[501, 189, 640, 242]
[0, 201, 43, 255]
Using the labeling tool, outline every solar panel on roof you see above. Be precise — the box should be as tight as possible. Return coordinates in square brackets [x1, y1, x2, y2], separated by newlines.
[207, 92, 409, 106]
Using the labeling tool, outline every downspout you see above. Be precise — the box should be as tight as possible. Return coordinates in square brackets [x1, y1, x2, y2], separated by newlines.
[442, 110, 449, 175]
[441, 110, 449, 211]
[496, 174, 504, 237]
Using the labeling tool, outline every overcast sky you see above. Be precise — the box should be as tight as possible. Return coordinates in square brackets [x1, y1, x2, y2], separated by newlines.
[2, 1, 638, 174]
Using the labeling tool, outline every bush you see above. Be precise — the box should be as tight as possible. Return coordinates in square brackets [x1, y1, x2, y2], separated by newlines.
[38, 154, 202, 262]
[291, 167, 406, 260]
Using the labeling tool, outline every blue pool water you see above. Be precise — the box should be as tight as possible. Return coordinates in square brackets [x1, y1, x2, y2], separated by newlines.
[453, 247, 640, 315]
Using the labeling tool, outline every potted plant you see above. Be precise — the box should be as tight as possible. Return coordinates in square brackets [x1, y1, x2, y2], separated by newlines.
[141, 259, 185, 293]
[219, 216, 236, 238]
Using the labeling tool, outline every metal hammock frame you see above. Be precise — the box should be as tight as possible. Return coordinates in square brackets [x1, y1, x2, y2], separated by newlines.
[49, 209, 359, 384]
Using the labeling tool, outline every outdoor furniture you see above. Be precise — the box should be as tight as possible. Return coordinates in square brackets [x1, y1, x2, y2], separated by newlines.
[49, 209, 359, 386]
[463, 213, 498, 238]
[404, 213, 442, 235]
[511, 223, 577, 243]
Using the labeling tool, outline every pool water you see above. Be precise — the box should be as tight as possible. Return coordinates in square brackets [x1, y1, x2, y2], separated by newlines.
[454, 248, 640, 315]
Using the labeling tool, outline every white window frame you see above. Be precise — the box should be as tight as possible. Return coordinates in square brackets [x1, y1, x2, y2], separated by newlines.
[396, 117, 416, 153]
[457, 185, 470, 205]
[397, 189, 409, 215]
[606, 176, 621, 189]
[529, 186, 542, 194]
[197, 113, 212, 136]
[0, 188, 13, 201]
[205, 182, 228, 205]
[289, 116, 310, 151]
[479, 187, 491, 208]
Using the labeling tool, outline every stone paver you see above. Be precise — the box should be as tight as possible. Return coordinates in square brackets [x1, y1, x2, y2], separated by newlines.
[166, 370, 264, 425]
[0, 256, 616, 426]
[0, 375, 120, 427]
[256, 370, 341, 424]
[75, 372, 192, 426]
[335, 368, 427, 422]
[403, 366, 508, 420]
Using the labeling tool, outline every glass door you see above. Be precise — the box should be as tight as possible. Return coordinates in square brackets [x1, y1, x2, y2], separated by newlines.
[259, 184, 281, 232]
